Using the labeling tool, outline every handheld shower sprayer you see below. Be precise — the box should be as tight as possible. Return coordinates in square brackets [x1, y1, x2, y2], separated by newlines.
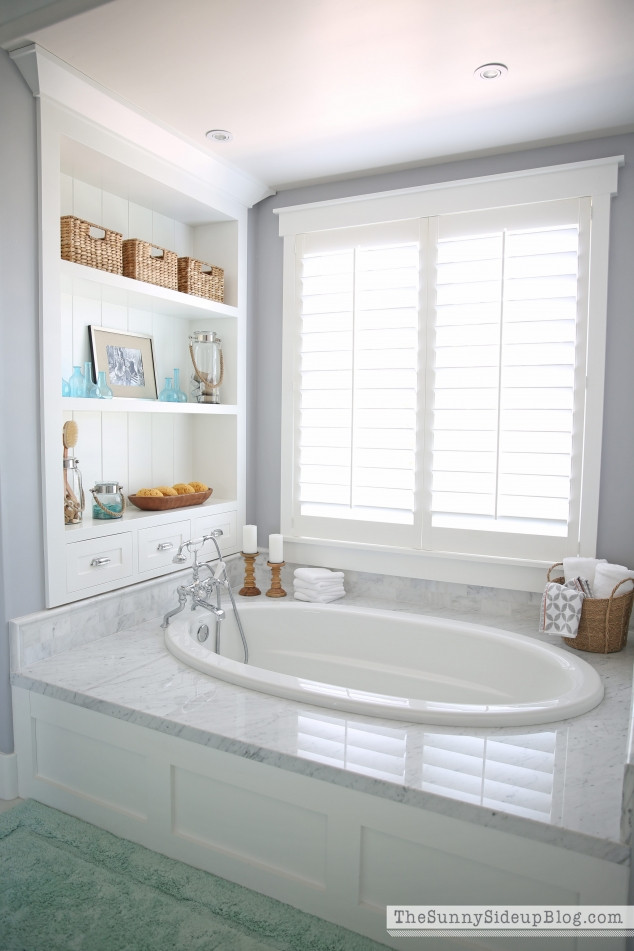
[172, 530, 224, 566]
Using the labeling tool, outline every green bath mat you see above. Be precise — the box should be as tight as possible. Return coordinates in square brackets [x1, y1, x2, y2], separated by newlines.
[0, 800, 388, 951]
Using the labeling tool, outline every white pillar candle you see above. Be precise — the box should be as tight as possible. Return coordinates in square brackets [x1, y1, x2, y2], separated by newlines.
[242, 524, 258, 553]
[269, 533, 284, 563]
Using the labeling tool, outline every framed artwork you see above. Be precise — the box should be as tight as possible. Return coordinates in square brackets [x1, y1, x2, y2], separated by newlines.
[89, 326, 158, 400]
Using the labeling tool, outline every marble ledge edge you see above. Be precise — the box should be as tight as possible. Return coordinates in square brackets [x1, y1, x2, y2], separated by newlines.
[10, 671, 630, 868]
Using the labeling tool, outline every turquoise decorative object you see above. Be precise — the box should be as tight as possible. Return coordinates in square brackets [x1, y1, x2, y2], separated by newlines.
[62, 378, 70, 396]
[95, 370, 113, 400]
[172, 368, 187, 403]
[159, 377, 179, 402]
[84, 361, 98, 398]
[68, 365, 85, 398]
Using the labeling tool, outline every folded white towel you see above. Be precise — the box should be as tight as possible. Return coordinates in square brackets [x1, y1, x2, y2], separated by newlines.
[294, 567, 345, 583]
[562, 557, 606, 585]
[593, 563, 634, 599]
[539, 581, 585, 637]
[294, 578, 345, 594]
[294, 590, 345, 603]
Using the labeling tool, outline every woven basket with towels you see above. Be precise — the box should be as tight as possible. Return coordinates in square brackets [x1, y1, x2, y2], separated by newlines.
[546, 562, 634, 653]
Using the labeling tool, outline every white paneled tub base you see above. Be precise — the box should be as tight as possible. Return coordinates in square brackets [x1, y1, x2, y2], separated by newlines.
[12, 689, 628, 951]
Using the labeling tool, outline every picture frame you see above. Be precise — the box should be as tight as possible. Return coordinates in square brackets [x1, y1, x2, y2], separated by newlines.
[89, 326, 158, 400]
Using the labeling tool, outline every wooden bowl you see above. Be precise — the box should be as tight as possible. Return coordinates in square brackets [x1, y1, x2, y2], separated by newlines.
[127, 489, 212, 511]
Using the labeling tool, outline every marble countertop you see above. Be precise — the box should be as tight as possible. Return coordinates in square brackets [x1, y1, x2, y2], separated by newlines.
[11, 593, 634, 866]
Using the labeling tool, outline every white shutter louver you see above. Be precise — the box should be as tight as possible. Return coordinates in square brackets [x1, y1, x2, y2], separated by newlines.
[298, 222, 420, 528]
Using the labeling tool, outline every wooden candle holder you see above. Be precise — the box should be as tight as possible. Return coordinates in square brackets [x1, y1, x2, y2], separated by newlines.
[266, 561, 287, 598]
[239, 551, 261, 596]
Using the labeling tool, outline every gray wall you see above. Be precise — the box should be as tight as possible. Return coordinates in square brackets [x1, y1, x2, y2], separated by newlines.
[250, 133, 634, 568]
[0, 49, 45, 754]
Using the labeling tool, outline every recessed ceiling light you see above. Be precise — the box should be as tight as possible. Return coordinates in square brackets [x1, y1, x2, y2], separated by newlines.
[474, 63, 508, 80]
[205, 129, 233, 143]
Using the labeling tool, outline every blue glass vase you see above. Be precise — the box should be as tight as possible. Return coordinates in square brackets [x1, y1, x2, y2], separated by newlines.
[68, 365, 85, 398]
[84, 361, 98, 398]
[172, 368, 187, 403]
[159, 377, 179, 402]
[96, 370, 113, 400]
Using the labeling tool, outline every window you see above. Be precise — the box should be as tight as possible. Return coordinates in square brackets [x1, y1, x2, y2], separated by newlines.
[278, 158, 620, 580]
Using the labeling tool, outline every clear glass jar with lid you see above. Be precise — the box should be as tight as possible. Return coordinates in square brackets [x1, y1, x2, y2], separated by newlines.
[63, 457, 84, 523]
[189, 330, 223, 403]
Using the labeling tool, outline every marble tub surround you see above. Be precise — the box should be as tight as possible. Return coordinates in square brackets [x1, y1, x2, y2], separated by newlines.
[10, 572, 634, 866]
[12, 556, 547, 670]
[10, 571, 190, 671]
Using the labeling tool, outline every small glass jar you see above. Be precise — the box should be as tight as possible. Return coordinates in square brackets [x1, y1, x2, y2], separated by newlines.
[91, 481, 125, 519]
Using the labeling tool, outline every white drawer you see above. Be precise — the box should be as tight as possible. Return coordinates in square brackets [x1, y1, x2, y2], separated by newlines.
[138, 519, 190, 574]
[191, 509, 237, 559]
[67, 533, 133, 592]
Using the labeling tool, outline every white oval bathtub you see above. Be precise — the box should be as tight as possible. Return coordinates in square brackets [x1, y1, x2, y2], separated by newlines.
[163, 600, 603, 726]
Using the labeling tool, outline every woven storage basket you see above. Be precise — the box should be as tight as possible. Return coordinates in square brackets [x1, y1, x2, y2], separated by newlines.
[60, 216, 122, 274]
[122, 239, 177, 290]
[547, 563, 634, 653]
[177, 257, 224, 302]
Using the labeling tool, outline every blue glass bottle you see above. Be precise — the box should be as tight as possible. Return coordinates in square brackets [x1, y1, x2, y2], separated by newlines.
[172, 368, 187, 403]
[68, 366, 85, 398]
[96, 370, 113, 400]
[84, 361, 98, 398]
[159, 377, 179, 402]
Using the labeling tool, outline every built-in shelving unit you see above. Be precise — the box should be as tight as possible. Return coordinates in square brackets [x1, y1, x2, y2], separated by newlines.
[12, 44, 270, 606]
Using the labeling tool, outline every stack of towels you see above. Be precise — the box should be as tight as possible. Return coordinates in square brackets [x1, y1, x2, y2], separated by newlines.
[540, 557, 634, 638]
[562, 557, 634, 599]
[293, 567, 346, 603]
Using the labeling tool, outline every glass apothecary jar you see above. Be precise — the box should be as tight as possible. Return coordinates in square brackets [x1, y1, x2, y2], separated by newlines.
[63, 457, 84, 523]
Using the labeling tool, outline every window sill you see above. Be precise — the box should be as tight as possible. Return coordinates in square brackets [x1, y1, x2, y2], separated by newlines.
[283, 537, 552, 594]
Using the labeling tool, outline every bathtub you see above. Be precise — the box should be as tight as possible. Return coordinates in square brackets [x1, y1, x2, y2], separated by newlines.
[163, 600, 603, 726]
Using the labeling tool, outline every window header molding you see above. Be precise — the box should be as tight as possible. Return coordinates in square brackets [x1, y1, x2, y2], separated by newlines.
[275, 156, 623, 237]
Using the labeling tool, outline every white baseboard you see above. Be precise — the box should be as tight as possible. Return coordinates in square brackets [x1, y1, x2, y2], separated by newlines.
[0, 751, 18, 800]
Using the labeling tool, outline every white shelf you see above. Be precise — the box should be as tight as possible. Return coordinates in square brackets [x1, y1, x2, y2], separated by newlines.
[62, 397, 238, 415]
[61, 260, 239, 320]
[64, 496, 236, 540]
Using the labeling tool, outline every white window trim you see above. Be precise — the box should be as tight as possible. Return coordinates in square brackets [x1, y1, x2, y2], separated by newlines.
[276, 157, 623, 592]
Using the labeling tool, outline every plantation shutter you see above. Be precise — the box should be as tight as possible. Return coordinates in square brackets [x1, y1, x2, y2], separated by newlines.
[426, 198, 590, 560]
[293, 220, 421, 546]
[290, 200, 590, 558]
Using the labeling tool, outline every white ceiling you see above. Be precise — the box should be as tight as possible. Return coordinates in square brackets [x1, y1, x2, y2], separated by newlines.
[9, 0, 634, 191]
